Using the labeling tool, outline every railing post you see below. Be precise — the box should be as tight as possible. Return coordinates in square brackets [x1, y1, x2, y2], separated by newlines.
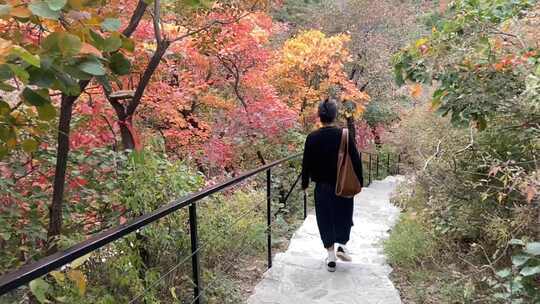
[387, 153, 391, 176]
[189, 204, 201, 304]
[303, 191, 307, 220]
[368, 154, 372, 185]
[397, 154, 401, 175]
[266, 169, 272, 269]
[376, 154, 379, 179]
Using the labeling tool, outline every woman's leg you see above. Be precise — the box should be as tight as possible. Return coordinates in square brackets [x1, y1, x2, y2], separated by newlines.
[335, 196, 354, 245]
[315, 184, 338, 271]
[314, 183, 335, 248]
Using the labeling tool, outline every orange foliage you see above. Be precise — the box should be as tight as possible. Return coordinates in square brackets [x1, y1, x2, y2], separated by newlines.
[270, 30, 369, 118]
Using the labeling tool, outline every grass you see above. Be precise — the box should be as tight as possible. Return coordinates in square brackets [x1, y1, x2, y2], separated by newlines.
[384, 214, 436, 267]
[385, 213, 482, 303]
[390, 266, 472, 304]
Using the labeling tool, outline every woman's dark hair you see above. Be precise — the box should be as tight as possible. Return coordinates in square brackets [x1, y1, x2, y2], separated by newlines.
[318, 99, 337, 123]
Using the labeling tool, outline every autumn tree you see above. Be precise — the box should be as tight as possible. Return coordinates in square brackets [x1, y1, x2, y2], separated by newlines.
[270, 30, 369, 129]
[100, 0, 278, 151]
[0, 0, 149, 253]
[120, 5, 296, 171]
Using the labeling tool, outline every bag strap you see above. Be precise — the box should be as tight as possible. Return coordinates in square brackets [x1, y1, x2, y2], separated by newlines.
[340, 128, 348, 154]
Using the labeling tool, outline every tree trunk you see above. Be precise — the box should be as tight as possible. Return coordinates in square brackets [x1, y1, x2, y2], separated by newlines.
[373, 125, 382, 147]
[347, 116, 357, 147]
[122, 1, 148, 37]
[119, 119, 136, 150]
[104, 41, 169, 151]
[47, 96, 75, 253]
[45, 1, 148, 253]
[126, 41, 169, 116]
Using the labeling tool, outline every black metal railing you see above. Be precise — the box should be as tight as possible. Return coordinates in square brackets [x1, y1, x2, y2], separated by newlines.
[363, 151, 401, 186]
[0, 149, 401, 303]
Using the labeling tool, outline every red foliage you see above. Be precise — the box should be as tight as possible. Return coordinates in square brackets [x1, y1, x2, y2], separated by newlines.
[355, 120, 375, 150]
[71, 97, 117, 150]
[200, 137, 234, 170]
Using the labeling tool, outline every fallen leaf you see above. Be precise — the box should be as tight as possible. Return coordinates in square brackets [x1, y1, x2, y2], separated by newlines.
[410, 83, 422, 99]
[488, 166, 501, 177]
[525, 185, 536, 203]
[67, 270, 86, 296]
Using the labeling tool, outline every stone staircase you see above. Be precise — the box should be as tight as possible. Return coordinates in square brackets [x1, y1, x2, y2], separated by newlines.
[247, 176, 404, 304]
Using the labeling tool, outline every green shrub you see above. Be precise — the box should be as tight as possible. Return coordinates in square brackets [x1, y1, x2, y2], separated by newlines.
[384, 214, 436, 267]
[4, 147, 284, 303]
[202, 270, 245, 304]
[391, 180, 429, 211]
[490, 239, 540, 303]
[199, 189, 267, 265]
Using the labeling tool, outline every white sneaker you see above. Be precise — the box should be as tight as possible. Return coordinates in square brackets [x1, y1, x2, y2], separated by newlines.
[326, 248, 337, 272]
[326, 258, 336, 272]
[336, 245, 352, 262]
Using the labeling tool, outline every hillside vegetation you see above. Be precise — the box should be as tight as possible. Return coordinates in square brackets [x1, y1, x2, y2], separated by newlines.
[385, 0, 540, 302]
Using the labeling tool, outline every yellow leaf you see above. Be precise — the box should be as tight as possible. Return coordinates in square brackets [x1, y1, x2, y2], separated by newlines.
[0, 38, 13, 63]
[21, 138, 38, 153]
[67, 0, 84, 10]
[501, 20, 511, 32]
[50, 271, 65, 284]
[67, 270, 86, 296]
[415, 38, 428, 49]
[355, 104, 366, 116]
[79, 43, 101, 56]
[163, 23, 181, 34]
[170, 287, 178, 300]
[10, 6, 31, 18]
[6, 137, 16, 149]
[42, 20, 61, 32]
[70, 253, 91, 269]
[493, 38, 503, 50]
[86, 16, 101, 26]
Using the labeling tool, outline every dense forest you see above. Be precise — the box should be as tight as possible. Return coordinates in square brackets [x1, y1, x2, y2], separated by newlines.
[0, 0, 538, 303]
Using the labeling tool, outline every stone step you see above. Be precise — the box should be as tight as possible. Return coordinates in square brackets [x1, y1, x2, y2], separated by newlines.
[248, 256, 400, 304]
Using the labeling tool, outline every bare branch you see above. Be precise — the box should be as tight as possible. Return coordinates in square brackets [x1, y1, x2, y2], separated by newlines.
[100, 114, 118, 150]
[423, 139, 443, 171]
[123, 0, 148, 37]
[152, 0, 162, 45]
[456, 127, 475, 154]
[170, 10, 253, 43]
[216, 55, 248, 110]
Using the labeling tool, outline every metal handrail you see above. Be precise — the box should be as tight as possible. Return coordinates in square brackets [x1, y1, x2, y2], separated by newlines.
[0, 153, 302, 296]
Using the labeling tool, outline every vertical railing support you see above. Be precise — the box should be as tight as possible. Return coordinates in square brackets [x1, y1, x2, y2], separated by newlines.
[376, 154, 379, 179]
[266, 169, 272, 269]
[397, 154, 401, 175]
[387, 153, 391, 176]
[189, 204, 201, 304]
[368, 154, 372, 185]
[303, 191, 307, 220]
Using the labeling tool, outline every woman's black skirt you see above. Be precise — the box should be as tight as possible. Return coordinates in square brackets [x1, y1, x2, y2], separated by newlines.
[314, 182, 354, 248]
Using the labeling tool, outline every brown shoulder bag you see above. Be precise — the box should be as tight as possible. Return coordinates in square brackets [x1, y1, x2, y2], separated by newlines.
[335, 128, 362, 198]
